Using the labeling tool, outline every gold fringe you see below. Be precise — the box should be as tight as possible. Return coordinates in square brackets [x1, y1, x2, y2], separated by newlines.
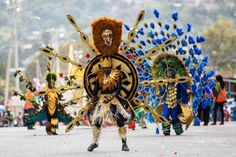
[51, 118, 59, 126]
[96, 69, 121, 91]
[46, 122, 51, 131]
[178, 113, 186, 123]
[155, 104, 164, 114]
[118, 127, 127, 139]
[179, 103, 194, 130]
[93, 127, 101, 144]
[51, 128, 56, 133]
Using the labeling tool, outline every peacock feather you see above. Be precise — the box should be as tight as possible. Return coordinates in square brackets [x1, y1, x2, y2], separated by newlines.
[152, 53, 189, 79]
[122, 8, 215, 125]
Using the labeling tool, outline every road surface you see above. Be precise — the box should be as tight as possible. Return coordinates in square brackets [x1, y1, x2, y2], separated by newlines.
[0, 122, 235, 157]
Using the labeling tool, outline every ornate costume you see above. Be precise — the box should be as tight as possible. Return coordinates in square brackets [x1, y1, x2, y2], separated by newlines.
[122, 9, 215, 135]
[64, 12, 145, 151]
[14, 67, 75, 135]
[152, 54, 192, 135]
[42, 73, 61, 135]
[86, 17, 140, 151]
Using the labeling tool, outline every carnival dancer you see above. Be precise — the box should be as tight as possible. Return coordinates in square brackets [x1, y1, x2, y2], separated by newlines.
[87, 56, 131, 151]
[41, 73, 61, 135]
[160, 68, 190, 135]
[65, 12, 145, 151]
[14, 70, 74, 135]
[123, 9, 216, 135]
[85, 16, 142, 151]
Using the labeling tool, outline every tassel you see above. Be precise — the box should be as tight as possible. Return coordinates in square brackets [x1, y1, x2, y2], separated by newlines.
[146, 39, 151, 44]
[51, 118, 59, 128]
[166, 33, 170, 38]
[173, 23, 177, 29]
[188, 35, 196, 44]
[176, 28, 184, 36]
[150, 23, 155, 29]
[140, 40, 146, 46]
[187, 23, 192, 32]
[165, 24, 170, 30]
[124, 24, 130, 31]
[153, 9, 160, 18]
[171, 12, 179, 21]
[144, 23, 148, 28]
[154, 32, 158, 37]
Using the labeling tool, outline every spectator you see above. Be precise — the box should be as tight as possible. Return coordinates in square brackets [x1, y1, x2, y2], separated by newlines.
[4, 108, 14, 127]
[17, 112, 23, 127]
[0, 112, 3, 127]
[24, 88, 36, 129]
[128, 119, 136, 130]
[197, 89, 213, 126]
[136, 108, 147, 129]
[211, 75, 227, 125]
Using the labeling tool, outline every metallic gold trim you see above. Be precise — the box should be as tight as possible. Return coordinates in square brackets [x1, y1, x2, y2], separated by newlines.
[118, 127, 127, 139]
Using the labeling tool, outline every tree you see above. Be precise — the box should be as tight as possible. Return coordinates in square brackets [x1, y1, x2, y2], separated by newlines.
[203, 19, 236, 77]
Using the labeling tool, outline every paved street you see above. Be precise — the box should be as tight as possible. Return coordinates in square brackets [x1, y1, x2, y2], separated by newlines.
[0, 122, 235, 157]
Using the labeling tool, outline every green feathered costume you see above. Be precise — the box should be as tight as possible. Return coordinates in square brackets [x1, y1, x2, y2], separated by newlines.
[25, 73, 73, 135]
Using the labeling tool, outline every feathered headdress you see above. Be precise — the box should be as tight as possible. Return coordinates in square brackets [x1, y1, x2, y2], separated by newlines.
[46, 73, 57, 83]
[152, 53, 190, 79]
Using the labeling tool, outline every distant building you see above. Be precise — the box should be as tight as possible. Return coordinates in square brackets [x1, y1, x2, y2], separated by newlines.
[8, 96, 24, 116]
[224, 78, 236, 99]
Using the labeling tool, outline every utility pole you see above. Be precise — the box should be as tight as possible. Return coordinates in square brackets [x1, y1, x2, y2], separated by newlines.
[4, 34, 13, 106]
[13, 0, 20, 91]
[3, 0, 22, 106]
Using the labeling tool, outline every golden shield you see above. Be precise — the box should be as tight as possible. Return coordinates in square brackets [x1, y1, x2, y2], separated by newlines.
[84, 54, 138, 101]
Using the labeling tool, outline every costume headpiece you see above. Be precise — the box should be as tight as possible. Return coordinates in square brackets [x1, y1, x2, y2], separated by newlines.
[46, 73, 57, 83]
[152, 53, 189, 80]
[100, 57, 112, 68]
[92, 17, 123, 55]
